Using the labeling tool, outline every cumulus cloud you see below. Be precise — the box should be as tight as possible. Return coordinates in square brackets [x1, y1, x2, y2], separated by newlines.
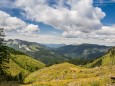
[5, 34, 115, 46]
[96, 26, 115, 43]
[80, 25, 115, 43]
[17, 24, 39, 36]
[23, 24, 39, 33]
[0, 11, 26, 32]
[0, 11, 40, 36]
[14, 0, 105, 36]
[97, 25, 115, 35]
[2, 0, 114, 44]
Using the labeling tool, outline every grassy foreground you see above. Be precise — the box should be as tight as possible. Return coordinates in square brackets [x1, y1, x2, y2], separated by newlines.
[0, 63, 115, 86]
[18, 63, 115, 86]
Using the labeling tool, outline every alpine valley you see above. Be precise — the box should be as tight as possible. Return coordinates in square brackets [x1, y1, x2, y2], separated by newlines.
[5, 39, 111, 65]
[0, 42, 115, 86]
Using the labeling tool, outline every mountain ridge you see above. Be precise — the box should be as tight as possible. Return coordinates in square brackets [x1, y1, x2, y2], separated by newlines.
[5, 39, 69, 66]
[55, 43, 111, 59]
[85, 47, 115, 68]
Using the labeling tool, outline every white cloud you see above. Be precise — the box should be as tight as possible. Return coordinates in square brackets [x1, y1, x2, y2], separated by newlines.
[97, 25, 115, 35]
[14, 0, 105, 36]
[96, 26, 115, 43]
[17, 24, 39, 36]
[0, 11, 40, 36]
[79, 25, 115, 43]
[1, 0, 114, 45]
[5, 34, 115, 46]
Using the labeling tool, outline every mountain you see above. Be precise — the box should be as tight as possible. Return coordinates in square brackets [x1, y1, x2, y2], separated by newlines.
[44, 44, 66, 49]
[6, 39, 69, 66]
[0, 46, 45, 81]
[55, 43, 111, 59]
[6, 39, 47, 51]
[85, 47, 115, 68]
[6, 39, 112, 66]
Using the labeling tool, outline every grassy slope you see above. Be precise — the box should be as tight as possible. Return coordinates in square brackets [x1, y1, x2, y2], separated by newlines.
[22, 63, 115, 86]
[11, 54, 46, 72]
[24, 63, 77, 83]
[21, 47, 115, 86]
[0, 47, 46, 81]
[3, 58, 29, 78]
[85, 47, 115, 68]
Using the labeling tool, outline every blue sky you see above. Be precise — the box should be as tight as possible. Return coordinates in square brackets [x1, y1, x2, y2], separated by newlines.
[0, 0, 115, 34]
[0, 7, 62, 35]
[100, 4, 115, 25]
[0, 0, 115, 45]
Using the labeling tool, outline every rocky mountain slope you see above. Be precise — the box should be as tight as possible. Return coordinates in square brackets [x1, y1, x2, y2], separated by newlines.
[55, 43, 111, 59]
[5, 39, 69, 66]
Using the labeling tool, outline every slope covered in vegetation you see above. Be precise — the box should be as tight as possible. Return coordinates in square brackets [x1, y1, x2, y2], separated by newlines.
[0, 47, 45, 82]
[6, 39, 69, 66]
[22, 62, 115, 86]
[55, 44, 111, 59]
[85, 47, 115, 68]
[20, 47, 115, 86]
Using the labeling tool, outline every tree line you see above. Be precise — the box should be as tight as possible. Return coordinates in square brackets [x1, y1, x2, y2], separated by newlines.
[0, 28, 10, 80]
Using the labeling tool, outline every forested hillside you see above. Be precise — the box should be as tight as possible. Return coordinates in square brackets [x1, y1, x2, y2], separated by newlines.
[55, 44, 111, 59]
[0, 46, 45, 82]
[6, 39, 69, 66]
[85, 47, 115, 68]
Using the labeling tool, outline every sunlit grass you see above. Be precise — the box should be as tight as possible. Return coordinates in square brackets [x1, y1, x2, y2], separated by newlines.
[22, 62, 115, 86]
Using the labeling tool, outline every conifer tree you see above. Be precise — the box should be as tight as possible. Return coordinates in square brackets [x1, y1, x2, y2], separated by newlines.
[0, 28, 5, 47]
[0, 28, 10, 76]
